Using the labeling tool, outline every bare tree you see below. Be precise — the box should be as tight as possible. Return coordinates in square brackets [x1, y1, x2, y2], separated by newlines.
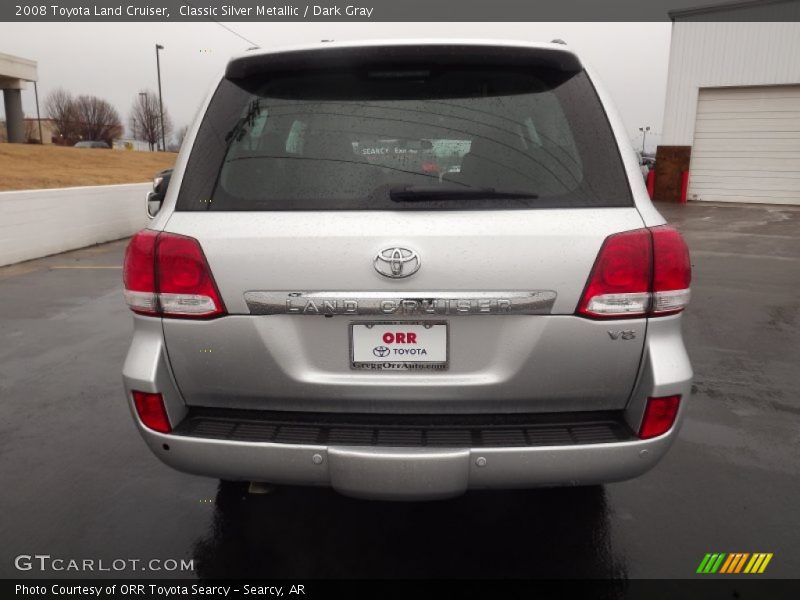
[44, 89, 122, 146]
[129, 90, 173, 151]
[44, 88, 79, 144]
[73, 95, 123, 145]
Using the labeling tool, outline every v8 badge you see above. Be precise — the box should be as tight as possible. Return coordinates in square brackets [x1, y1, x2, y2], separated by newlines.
[608, 330, 637, 340]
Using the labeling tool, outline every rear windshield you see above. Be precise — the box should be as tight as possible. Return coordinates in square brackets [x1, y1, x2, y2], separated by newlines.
[177, 66, 632, 211]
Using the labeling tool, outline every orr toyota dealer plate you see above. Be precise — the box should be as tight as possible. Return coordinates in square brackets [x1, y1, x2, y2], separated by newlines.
[350, 322, 448, 370]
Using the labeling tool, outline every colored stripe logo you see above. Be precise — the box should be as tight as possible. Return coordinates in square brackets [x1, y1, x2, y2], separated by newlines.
[697, 553, 773, 574]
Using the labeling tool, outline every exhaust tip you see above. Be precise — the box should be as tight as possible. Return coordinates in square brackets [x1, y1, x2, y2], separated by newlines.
[248, 481, 276, 495]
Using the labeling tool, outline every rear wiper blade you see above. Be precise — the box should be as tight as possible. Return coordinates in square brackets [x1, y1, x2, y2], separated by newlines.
[390, 185, 538, 202]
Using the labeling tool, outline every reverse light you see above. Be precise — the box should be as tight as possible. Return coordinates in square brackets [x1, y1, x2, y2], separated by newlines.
[132, 391, 172, 433]
[638, 395, 681, 439]
[123, 231, 226, 319]
[576, 226, 691, 319]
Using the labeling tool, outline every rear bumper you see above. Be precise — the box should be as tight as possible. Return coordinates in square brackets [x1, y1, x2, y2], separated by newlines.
[135, 422, 680, 500]
[123, 314, 692, 500]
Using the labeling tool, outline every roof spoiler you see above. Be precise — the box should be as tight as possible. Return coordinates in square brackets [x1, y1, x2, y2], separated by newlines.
[225, 44, 582, 80]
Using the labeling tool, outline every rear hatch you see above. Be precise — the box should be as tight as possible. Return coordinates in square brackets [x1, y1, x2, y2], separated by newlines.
[160, 44, 646, 414]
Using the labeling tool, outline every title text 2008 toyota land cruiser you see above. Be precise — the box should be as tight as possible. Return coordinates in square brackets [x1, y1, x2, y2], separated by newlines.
[122, 40, 692, 500]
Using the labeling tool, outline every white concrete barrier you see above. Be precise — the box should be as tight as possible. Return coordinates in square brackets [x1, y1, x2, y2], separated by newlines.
[0, 183, 150, 267]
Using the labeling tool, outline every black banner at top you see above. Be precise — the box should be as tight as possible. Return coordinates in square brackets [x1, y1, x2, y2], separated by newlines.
[2, 0, 800, 22]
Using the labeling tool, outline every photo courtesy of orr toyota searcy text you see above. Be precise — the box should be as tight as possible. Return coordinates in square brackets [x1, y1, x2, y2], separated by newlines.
[14, 584, 298, 597]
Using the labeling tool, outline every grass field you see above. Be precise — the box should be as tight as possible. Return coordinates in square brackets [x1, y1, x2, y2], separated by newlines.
[0, 144, 177, 191]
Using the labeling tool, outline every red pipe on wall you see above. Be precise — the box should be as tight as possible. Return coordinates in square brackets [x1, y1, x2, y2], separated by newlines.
[646, 169, 656, 199]
[680, 171, 689, 204]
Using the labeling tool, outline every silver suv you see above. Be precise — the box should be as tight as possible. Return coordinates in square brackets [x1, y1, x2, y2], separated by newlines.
[122, 40, 692, 500]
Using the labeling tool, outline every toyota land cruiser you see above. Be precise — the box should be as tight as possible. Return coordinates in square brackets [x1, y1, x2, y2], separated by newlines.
[122, 40, 692, 500]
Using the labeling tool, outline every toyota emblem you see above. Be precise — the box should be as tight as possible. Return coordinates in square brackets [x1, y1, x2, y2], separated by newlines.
[374, 247, 420, 279]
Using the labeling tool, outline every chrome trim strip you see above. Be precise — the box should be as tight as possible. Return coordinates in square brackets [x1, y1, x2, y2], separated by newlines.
[244, 291, 557, 316]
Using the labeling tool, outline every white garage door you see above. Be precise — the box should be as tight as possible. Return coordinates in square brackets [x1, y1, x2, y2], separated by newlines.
[688, 85, 800, 205]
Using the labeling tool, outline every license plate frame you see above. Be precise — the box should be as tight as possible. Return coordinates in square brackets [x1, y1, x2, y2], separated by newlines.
[349, 321, 449, 371]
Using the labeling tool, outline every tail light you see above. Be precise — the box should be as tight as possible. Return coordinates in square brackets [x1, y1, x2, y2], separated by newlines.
[651, 226, 692, 315]
[577, 226, 691, 319]
[638, 395, 681, 439]
[132, 391, 172, 433]
[576, 229, 652, 318]
[123, 229, 159, 315]
[123, 231, 225, 319]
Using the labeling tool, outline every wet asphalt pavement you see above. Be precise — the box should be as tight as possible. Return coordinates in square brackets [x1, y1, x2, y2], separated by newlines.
[0, 201, 798, 579]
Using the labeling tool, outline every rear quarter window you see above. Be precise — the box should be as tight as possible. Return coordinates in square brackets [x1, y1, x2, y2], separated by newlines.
[177, 65, 632, 211]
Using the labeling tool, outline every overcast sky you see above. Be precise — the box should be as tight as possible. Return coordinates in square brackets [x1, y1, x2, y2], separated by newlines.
[1, 22, 671, 151]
